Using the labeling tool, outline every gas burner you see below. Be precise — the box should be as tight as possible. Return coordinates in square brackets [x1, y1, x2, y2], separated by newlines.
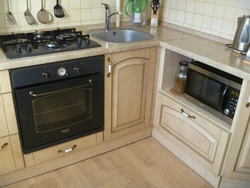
[56, 33, 77, 41]
[0, 28, 101, 59]
[45, 41, 60, 49]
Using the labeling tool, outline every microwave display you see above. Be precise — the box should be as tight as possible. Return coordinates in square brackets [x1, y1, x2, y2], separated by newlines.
[184, 61, 242, 124]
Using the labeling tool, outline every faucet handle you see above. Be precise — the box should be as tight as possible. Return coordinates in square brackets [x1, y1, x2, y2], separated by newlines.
[101, 3, 110, 10]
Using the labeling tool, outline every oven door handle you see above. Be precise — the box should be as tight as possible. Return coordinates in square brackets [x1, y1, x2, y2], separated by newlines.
[29, 80, 93, 97]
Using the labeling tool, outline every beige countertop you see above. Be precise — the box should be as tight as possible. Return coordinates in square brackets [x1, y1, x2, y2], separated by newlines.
[0, 25, 249, 80]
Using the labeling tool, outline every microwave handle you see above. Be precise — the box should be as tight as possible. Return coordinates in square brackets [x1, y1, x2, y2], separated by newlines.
[219, 85, 229, 112]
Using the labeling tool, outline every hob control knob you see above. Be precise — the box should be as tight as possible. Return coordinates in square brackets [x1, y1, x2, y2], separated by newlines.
[42, 72, 49, 79]
[77, 38, 82, 47]
[26, 45, 32, 53]
[85, 38, 90, 45]
[224, 109, 230, 115]
[74, 67, 80, 74]
[16, 45, 22, 54]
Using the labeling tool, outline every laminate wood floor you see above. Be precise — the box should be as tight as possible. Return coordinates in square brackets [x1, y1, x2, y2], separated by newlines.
[5, 137, 212, 188]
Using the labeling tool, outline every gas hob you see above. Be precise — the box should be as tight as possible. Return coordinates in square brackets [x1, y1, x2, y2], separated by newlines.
[0, 28, 101, 59]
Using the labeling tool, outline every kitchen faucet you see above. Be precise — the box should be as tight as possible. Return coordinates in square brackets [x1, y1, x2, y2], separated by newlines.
[101, 3, 122, 31]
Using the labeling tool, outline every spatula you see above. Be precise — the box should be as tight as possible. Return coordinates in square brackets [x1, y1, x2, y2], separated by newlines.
[54, 0, 65, 18]
[5, 0, 17, 25]
[24, 0, 35, 25]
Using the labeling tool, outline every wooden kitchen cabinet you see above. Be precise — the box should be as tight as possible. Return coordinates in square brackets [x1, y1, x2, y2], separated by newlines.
[154, 93, 230, 176]
[0, 134, 24, 176]
[104, 48, 156, 140]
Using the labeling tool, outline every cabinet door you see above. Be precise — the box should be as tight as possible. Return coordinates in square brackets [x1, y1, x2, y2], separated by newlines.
[235, 121, 250, 174]
[104, 48, 156, 140]
[112, 57, 148, 132]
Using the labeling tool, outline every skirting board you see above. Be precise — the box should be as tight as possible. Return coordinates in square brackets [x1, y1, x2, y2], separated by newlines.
[0, 127, 152, 187]
[152, 128, 221, 188]
[220, 178, 250, 188]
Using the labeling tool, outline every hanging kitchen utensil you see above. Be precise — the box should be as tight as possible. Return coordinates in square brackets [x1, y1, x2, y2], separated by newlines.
[5, 0, 17, 25]
[37, 0, 52, 24]
[54, 0, 65, 18]
[150, 0, 160, 15]
[24, 0, 36, 25]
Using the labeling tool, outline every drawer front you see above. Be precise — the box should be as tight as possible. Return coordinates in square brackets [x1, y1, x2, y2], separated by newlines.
[33, 134, 97, 164]
[0, 136, 16, 176]
[159, 96, 222, 163]
[160, 105, 218, 163]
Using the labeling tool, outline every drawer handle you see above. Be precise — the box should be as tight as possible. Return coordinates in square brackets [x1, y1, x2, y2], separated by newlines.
[0, 143, 8, 150]
[58, 145, 77, 153]
[181, 109, 196, 119]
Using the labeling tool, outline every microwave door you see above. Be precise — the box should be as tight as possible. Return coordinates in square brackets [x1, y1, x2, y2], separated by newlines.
[199, 76, 228, 113]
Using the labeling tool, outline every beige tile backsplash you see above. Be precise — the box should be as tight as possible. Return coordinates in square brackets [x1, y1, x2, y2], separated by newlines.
[161, 0, 250, 40]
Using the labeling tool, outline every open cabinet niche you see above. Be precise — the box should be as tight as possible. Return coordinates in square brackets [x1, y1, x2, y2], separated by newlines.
[159, 49, 231, 131]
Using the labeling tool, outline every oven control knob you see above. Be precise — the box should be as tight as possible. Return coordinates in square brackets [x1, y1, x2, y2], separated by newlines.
[57, 68, 67, 76]
[74, 67, 80, 74]
[42, 72, 49, 79]
[224, 109, 230, 115]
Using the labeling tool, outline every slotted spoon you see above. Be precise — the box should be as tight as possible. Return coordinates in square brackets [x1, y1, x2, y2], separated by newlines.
[5, 0, 17, 25]
[24, 0, 35, 25]
[54, 0, 65, 18]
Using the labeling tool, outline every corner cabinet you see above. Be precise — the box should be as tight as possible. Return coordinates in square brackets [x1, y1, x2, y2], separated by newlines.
[104, 48, 156, 140]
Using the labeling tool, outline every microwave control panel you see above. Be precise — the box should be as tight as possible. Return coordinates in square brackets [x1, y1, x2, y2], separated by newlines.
[224, 88, 240, 119]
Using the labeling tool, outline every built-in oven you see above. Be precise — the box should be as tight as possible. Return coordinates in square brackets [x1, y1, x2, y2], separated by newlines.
[184, 61, 242, 124]
[10, 55, 104, 154]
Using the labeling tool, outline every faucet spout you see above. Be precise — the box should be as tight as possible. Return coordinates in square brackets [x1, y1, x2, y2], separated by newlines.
[108, 11, 122, 18]
[101, 3, 121, 31]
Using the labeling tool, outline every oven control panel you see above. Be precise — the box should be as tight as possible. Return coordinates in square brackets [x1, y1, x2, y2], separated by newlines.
[10, 55, 104, 88]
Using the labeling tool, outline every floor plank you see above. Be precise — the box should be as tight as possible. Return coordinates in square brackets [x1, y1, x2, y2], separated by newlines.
[6, 137, 212, 188]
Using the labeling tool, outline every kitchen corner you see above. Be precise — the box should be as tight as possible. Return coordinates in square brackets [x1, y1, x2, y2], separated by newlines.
[1, 0, 250, 188]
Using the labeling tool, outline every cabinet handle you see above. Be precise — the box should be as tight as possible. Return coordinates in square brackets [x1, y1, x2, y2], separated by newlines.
[57, 145, 77, 153]
[107, 63, 112, 77]
[181, 109, 196, 119]
[0, 143, 8, 150]
[246, 102, 250, 108]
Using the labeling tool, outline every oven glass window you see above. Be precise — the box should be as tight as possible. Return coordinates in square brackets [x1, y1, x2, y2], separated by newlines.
[186, 69, 225, 111]
[32, 88, 92, 132]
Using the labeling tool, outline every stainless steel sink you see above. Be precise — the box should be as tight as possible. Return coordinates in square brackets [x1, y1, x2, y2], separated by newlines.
[89, 28, 153, 43]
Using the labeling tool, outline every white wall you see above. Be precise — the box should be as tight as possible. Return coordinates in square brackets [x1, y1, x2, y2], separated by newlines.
[161, 0, 250, 40]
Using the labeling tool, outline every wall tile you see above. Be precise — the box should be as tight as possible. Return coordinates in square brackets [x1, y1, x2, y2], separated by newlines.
[194, 1, 204, 14]
[203, 3, 214, 16]
[213, 5, 226, 19]
[186, 0, 195, 12]
[162, 0, 250, 40]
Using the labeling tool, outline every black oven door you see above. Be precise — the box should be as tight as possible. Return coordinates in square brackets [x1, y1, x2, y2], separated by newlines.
[14, 74, 103, 153]
[185, 68, 228, 114]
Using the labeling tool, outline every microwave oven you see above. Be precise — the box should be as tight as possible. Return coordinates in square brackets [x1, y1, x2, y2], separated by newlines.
[184, 61, 242, 124]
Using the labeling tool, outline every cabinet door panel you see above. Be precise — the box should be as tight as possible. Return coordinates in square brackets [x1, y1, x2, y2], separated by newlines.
[112, 58, 148, 132]
[235, 117, 250, 174]
[0, 136, 16, 176]
[160, 105, 218, 163]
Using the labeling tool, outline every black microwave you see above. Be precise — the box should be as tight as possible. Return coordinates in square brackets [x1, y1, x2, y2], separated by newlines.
[184, 61, 242, 124]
